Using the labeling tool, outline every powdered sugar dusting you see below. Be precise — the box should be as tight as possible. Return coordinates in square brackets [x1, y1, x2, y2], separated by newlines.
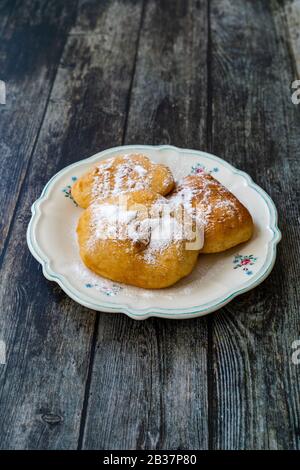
[65, 159, 245, 304]
[90, 154, 166, 201]
[86, 196, 204, 262]
[68, 202, 205, 300]
[169, 172, 238, 229]
[142, 215, 184, 264]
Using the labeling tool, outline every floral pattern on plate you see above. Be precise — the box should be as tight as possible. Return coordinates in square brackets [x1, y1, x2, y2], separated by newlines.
[85, 282, 123, 297]
[62, 176, 78, 206]
[191, 163, 219, 175]
[233, 254, 257, 276]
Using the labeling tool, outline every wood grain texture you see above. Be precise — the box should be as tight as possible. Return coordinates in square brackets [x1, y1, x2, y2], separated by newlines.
[0, 0, 299, 451]
[0, 0, 144, 449]
[209, 0, 300, 449]
[125, 0, 209, 148]
[81, 0, 210, 450]
[282, 0, 300, 76]
[83, 318, 208, 450]
[0, 0, 78, 258]
[0, 0, 16, 34]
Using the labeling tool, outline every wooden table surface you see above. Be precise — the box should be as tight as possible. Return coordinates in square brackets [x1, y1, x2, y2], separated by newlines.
[0, 0, 299, 450]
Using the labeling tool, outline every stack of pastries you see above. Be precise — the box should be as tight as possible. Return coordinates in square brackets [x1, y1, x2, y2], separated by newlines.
[72, 154, 253, 289]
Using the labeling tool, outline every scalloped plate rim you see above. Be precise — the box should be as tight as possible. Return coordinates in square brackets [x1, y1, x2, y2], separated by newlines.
[27, 144, 281, 320]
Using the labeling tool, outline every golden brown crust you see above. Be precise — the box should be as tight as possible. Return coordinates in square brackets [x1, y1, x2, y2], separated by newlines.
[76, 190, 201, 289]
[170, 173, 254, 253]
[71, 154, 175, 209]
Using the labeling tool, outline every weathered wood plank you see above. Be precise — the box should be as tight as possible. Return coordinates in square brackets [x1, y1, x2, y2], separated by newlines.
[0, 0, 144, 449]
[1, 0, 298, 451]
[0, 0, 78, 257]
[210, 0, 300, 449]
[84, 317, 208, 450]
[125, 0, 209, 147]
[0, 0, 16, 34]
[81, 0, 210, 450]
[282, 0, 300, 77]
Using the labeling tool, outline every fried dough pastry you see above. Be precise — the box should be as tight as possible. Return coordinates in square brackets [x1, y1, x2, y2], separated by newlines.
[71, 154, 175, 209]
[77, 190, 203, 289]
[170, 173, 253, 253]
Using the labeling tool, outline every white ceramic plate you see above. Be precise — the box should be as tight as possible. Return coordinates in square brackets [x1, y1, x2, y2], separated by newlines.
[27, 145, 281, 320]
